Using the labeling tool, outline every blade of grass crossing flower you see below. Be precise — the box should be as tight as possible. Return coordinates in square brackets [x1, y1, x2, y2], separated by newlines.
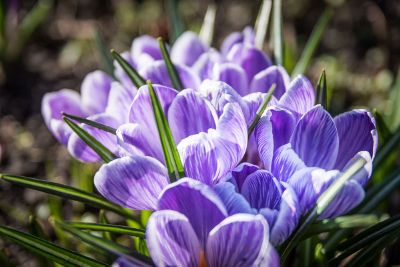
[63, 112, 117, 134]
[166, 0, 184, 43]
[280, 157, 367, 263]
[147, 81, 185, 180]
[110, 49, 146, 87]
[272, 0, 283, 65]
[0, 174, 135, 219]
[94, 30, 115, 77]
[63, 117, 117, 162]
[158, 37, 184, 91]
[255, 0, 272, 49]
[199, 4, 217, 46]
[248, 84, 276, 136]
[291, 7, 333, 77]
[316, 70, 327, 108]
[66, 222, 145, 238]
[0, 226, 107, 267]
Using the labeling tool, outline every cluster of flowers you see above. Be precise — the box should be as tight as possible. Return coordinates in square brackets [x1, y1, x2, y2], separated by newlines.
[42, 27, 377, 266]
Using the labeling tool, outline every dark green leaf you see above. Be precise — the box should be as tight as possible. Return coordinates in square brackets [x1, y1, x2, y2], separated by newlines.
[374, 109, 391, 144]
[111, 49, 146, 87]
[99, 210, 114, 241]
[165, 0, 184, 43]
[316, 70, 327, 108]
[28, 216, 54, 267]
[63, 112, 117, 135]
[0, 226, 107, 267]
[63, 117, 117, 162]
[373, 125, 400, 170]
[158, 37, 184, 91]
[66, 222, 145, 238]
[248, 84, 276, 136]
[93, 30, 115, 77]
[254, 0, 272, 49]
[272, 0, 283, 65]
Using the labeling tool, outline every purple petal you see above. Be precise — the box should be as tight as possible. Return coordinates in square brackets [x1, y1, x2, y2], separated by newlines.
[67, 113, 119, 162]
[94, 155, 169, 210]
[114, 51, 137, 89]
[131, 35, 162, 60]
[146, 210, 201, 267]
[250, 65, 290, 98]
[80, 71, 113, 114]
[272, 144, 307, 181]
[214, 182, 255, 215]
[334, 110, 378, 170]
[279, 75, 315, 115]
[290, 105, 339, 169]
[213, 63, 249, 96]
[41, 89, 84, 145]
[226, 162, 259, 192]
[207, 214, 279, 267]
[192, 49, 222, 80]
[171, 31, 208, 67]
[168, 89, 218, 143]
[116, 123, 155, 158]
[220, 26, 255, 56]
[105, 82, 136, 124]
[226, 43, 272, 82]
[158, 178, 227, 248]
[140, 60, 201, 90]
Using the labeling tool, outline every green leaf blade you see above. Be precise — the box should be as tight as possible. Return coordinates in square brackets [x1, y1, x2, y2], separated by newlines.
[66, 222, 145, 238]
[111, 49, 146, 88]
[158, 37, 184, 91]
[248, 84, 276, 136]
[63, 112, 117, 134]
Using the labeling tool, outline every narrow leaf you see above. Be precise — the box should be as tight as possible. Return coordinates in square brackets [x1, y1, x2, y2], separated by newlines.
[248, 84, 276, 136]
[0, 174, 135, 219]
[373, 109, 391, 144]
[272, 0, 283, 65]
[165, 0, 184, 43]
[291, 7, 333, 77]
[147, 81, 185, 180]
[255, 0, 272, 49]
[0, 226, 107, 267]
[389, 68, 400, 130]
[316, 70, 327, 108]
[158, 37, 184, 91]
[66, 222, 145, 238]
[63, 117, 117, 163]
[99, 210, 114, 241]
[373, 125, 400, 170]
[94, 30, 115, 77]
[63, 112, 117, 135]
[29, 216, 54, 267]
[199, 4, 217, 46]
[110, 49, 146, 87]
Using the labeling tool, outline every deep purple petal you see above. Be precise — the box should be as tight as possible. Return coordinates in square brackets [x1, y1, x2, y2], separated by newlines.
[220, 26, 255, 56]
[80, 71, 113, 114]
[250, 65, 290, 98]
[171, 31, 208, 67]
[67, 113, 119, 162]
[94, 155, 169, 210]
[105, 82, 136, 124]
[213, 63, 249, 96]
[272, 144, 307, 181]
[207, 214, 279, 267]
[146, 210, 201, 267]
[168, 89, 218, 143]
[290, 105, 339, 169]
[131, 35, 162, 60]
[334, 110, 378, 170]
[226, 162, 259, 192]
[158, 178, 227, 248]
[214, 182, 255, 215]
[279, 75, 315, 115]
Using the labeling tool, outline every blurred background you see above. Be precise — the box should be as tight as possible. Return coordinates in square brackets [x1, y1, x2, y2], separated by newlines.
[0, 0, 399, 265]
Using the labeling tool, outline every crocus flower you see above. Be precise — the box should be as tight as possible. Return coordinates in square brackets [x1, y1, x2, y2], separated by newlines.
[254, 105, 378, 218]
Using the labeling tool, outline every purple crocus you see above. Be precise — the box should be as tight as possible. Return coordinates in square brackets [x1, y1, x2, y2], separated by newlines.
[254, 105, 378, 218]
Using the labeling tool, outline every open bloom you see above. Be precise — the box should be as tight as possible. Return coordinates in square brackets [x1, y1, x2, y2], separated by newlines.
[254, 105, 378, 218]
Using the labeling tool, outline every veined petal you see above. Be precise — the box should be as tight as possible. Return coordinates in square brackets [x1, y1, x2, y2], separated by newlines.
[334, 110, 378, 170]
[105, 82, 136, 124]
[158, 178, 227, 248]
[146, 210, 201, 267]
[250, 65, 290, 98]
[67, 113, 119, 162]
[226, 162, 259, 192]
[243, 92, 279, 124]
[214, 182, 255, 215]
[94, 155, 169, 210]
[81, 70, 113, 114]
[168, 89, 218, 143]
[279, 75, 315, 115]
[116, 123, 157, 158]
[207, 214, 279, 267]
[171, 31, 208, 67]
[272, 144, 307, 181]
[290, 105, 339, 169]
[131, 35, 162, 61]
[212, 63, 249, 96]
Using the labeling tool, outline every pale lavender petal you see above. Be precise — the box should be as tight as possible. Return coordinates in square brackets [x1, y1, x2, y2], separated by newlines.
[140, 60, 201, 89]
[192, 49, 222, 80]
[105, 82, 136, 124]
[226, 43, 272, 82]
[250, 65, 290, 98]
[220, 26, 255, 56]
[279, 75, 315, 115]
[168, 89, 218, 143]
[94, 155, 169, 210]
[41, 89, 84, 145]
[67, 113, 119, 162]
[114, 51, 137, 89]
[214, 182, 255, 215]
[116, 123, 154, 158]
[334, 110, 378, 170]
[226, 162, 259, 192]
[80, 70, 113, 114]
[290, 105, 339, 169]
[131, 35, 162, 60]
[158, 178, 227, 248]
[272, 144, 307, 181]
[213, 63, 249, 96]
[146, 210, 201, 267]
[171, 31, 208, 66]
[207, 214, 279, 267]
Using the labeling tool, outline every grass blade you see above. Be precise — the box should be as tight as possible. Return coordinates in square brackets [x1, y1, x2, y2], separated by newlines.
[63, 117, 117, 163]
[373, 125, 400, 170]
[94, 30, 115, 77]
[66, 222, 145, 238]
[165, 0, 184, 43]
[28, 216, 54, 267]
[291, 7, 333, 77]
[147, 81, 185, 180]
[111, 49, 146, 87]
[0, 174, 135, 219]
[316, 70, 327, 108]
[0, 226, 107, 267]
[374, 109, 391, 143]
[99, 210, 114, 241]
[255, 0, 272, 49]
[248, 84, 276, 136]
[389, 68, 400, 130]
[158, 37, 184, 91]
[272, 0, 283, 65]
[63, 112, 117, 135]
[199, 4, 217, 46]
